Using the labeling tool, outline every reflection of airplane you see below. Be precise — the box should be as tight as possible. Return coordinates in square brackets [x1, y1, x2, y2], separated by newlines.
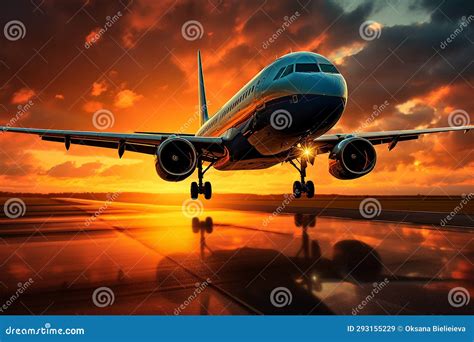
[2, 51, 472, 199]
[156, 214, 386, 314]
[293, 214, 382, 284]
[192, 217, 214, 259]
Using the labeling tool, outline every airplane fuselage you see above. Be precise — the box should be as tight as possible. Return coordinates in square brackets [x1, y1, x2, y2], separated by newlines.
[196, 52, 348, 170]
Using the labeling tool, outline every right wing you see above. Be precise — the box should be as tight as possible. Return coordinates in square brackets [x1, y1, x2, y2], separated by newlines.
[311, 125, 473, 154]
[0, 127, 225, 160]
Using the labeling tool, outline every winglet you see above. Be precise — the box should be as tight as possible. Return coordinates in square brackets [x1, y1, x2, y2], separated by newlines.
[197, 50, 209, 126]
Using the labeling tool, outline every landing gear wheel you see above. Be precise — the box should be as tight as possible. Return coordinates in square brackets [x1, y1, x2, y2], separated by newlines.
[305, 181, 315, 198]
[192, 217, 200, 233]
[190, 182, 199, 200]
[293, 181, 302, 198]
[294, 213, 303, 227]
[205, 217, 213, 233]
[289, 154, 316, 199]
[190, 158, 215, 200]
[204, 181, 212, 200]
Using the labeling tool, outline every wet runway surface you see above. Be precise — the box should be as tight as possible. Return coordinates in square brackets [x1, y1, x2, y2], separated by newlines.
[0, 197, 472, 315]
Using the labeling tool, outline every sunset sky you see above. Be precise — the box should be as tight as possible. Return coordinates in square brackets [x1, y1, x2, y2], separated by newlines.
[0, 0, 472, 195]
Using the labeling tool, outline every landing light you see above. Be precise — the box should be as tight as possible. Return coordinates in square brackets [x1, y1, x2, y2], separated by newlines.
[302, 148, 312, 157]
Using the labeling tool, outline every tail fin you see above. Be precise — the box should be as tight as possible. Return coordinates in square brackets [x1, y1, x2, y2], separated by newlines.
[197, 50, 209, 126]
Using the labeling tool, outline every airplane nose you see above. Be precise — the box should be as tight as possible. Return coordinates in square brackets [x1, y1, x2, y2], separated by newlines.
[288, 73, 347, 100]
[320, 74, 347, 99]
[265, 72, 348, 102]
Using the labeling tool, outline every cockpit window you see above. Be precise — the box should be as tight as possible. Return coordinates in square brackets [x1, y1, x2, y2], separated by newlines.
[295, 63, 320, 73]
[319, 63, 339, 74]
[281, 64, 294, 77]
[273, 67, 285, 80]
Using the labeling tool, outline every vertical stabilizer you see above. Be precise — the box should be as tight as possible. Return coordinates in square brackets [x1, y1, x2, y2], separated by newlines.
[197, 50, 209, 126]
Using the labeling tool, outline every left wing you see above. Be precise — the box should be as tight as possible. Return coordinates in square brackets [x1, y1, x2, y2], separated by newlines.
[311, 125, 473, 154]
[0, 127, 225, 160]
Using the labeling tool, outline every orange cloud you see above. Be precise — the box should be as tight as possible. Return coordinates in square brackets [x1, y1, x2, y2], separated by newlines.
[55, 94, 65, 100]
[91, 81, 108, 96]
[396, 85, 453, 115]
[424, 85, 451, 106]
[46, 161, 103, 178]
[85, 28, 102, 45]
[83, 100, 104, 113]
[114, 89, 143, 109]
[11, 88, 35, 104]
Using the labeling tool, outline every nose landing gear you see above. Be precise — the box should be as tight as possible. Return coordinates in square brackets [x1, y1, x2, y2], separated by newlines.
[190, 158, 214, 200]
[289, 157, 315, 198]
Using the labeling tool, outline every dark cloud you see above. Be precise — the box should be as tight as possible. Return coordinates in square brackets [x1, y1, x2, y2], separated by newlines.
[340, 0, 474, 128]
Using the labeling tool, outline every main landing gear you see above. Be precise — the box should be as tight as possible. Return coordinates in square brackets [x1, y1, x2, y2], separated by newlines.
[289, 157, 315, 198]
[190, 158, 213, 200]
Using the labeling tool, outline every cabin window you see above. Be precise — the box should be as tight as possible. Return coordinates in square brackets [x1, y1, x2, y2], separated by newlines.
[281, 64, 294, 78]
[319, 63, 339, 74]
[273, 67, 285, 80]
[295, 63, 320, 73]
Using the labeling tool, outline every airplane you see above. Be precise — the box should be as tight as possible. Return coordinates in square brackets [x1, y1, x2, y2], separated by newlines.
[1, 51, 472, 200]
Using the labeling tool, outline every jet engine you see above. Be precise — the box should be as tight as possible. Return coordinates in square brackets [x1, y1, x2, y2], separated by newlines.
[155, 137, 197, 181]
[328, 137, 376, 180]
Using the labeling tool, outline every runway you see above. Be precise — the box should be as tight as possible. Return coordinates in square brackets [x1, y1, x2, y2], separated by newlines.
[0, 197, 472, 315]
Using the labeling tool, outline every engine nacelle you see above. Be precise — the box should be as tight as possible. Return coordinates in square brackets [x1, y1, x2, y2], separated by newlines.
[155, 137, 197, 182]
[328, 137, 376, 180]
